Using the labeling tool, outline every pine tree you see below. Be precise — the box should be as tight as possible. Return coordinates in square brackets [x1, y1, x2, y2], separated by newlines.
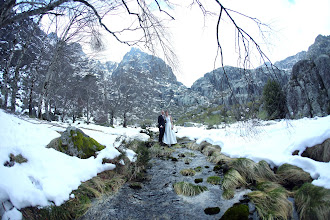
[262, 80, 287, 119]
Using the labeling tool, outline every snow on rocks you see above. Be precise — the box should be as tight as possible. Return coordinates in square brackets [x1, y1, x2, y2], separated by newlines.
[176, 116, 330, 189]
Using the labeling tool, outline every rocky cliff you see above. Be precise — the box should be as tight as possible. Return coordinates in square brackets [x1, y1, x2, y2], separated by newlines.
[110, 48, 208, 121]
[190, 65, 289, 106]
[286, 35, 330, 118]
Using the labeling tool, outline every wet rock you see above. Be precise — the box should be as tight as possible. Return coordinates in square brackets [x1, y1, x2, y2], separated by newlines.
[204, 207, 220, 215]
[194, 178, 203, 184]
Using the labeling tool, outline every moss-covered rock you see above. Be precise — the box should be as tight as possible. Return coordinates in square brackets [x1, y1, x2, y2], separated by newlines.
[173, 182, 208, 196]
[295, 183, 330, 220]
[194, 178, 203, 184]
[206, 176, 221, 185]
[204, 207, 220, 215]
[220, 204, 249, 220]
[277, 163, 312, 189]
[47, 127, 105, 159]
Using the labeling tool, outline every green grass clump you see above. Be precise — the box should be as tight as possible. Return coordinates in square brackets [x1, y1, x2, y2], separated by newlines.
[194, 166, 203, 172]
[149, 142, 174, 158]
[173, 182, 208, 196]
[277, 163, 312, 189]
[180, 168, 196, 176]
[247, 181, 292, 220]
[295, 183, 330, 220]
[220, 204, 249, 220]
[222, 189, 235, 200]
[207, 176, 222, 185]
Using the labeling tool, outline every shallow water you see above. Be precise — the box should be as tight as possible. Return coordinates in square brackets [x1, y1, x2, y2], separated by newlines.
[82, 146, 254, 220]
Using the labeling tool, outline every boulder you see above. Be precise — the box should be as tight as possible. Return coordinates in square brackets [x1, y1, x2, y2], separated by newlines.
[47, 126, 105, 159]
[301, 138, 330, 162]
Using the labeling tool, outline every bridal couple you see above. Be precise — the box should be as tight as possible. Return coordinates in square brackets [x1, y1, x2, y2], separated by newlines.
[158, 110, 177, 146]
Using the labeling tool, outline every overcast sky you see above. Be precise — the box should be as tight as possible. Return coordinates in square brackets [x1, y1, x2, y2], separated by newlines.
[87, 0, 330, 87]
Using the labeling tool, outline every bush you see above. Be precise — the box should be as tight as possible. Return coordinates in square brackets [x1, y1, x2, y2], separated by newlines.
[262, 79, 286, 119]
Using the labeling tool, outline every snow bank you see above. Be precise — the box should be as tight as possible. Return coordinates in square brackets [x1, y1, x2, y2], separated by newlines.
[176, 116, 330, 189]
[0, 110, 149, 219]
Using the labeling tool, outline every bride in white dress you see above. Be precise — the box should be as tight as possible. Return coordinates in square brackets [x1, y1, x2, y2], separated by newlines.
[162, 110, 177, 146]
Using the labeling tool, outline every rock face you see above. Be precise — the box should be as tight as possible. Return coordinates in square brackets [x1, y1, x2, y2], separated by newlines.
[47, 126, 105, 159]
[286, 35, 330, 118]
[191, 66, 289, 106]
[301, 138, 330, 162]
[111, 48, 208, 120]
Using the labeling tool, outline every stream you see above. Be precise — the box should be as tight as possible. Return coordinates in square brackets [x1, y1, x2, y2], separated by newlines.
[81, 141, 254, 220]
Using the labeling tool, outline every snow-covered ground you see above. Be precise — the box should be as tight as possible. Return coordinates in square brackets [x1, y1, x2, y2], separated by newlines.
[176, 116, 330, 189]
[0, 110, 149, 219]
[1, 110, 329, 220]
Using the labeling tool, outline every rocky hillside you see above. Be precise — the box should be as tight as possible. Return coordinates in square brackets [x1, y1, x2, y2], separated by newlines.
[190, 65, 289, 106]
[104, 35, 329, 124]
[110, 48, 209, 121]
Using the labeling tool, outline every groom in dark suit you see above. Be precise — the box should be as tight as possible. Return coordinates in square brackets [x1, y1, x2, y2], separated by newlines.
[158, 110, 166, 144]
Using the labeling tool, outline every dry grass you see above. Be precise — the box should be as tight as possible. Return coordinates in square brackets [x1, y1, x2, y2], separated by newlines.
[187, 141, 202, 151]
[208, 151, 232, 164]
[277, 163, 312, 188]
[229, 158, 276, 183]
[295, 183, 330, 220]
[173, 182, 208, 196]
[201, 144, 220, 156]
[180, 168, 196, 176]
[247, 181, 292, 220]
[222, 169, 247, 191]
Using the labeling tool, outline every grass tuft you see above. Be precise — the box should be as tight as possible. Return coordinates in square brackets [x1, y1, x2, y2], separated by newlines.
[180, 168, 196, 176]
[222, 169, 247, 191]
[207, 176, 222, 185]
[295, 183, 330, 220]
[247, 181, 292, 220]
[277, 163, 312, 189]
[173, 182, 208, 196]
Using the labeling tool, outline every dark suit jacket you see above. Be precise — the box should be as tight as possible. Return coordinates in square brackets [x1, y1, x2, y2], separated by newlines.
[158, 115, 165, 128]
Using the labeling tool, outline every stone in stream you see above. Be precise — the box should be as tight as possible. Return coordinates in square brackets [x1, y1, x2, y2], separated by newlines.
[204, 207, 220, 215]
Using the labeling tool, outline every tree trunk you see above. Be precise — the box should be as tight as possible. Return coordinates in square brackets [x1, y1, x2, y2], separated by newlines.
[37, 42, 62, 119]
[28, 79, 34, 117]
[2, 41, 16, 109]
[110, 110, 114, 126]
[11, 44, 27, 112]
[123, 111, 127, 128]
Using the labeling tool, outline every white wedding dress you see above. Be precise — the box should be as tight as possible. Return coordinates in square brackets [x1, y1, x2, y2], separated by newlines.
[163, 115, 177, 145]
